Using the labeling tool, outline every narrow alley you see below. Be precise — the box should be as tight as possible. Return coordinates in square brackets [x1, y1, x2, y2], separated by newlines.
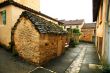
[0, 43, 101, 73]
[0, 0, 110, 73]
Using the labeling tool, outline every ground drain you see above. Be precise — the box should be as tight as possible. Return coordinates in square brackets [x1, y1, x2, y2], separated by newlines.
[28, 67, 56, 73]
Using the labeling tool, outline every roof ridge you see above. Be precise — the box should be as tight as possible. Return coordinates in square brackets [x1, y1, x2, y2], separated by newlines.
[19, 11, 67, 34]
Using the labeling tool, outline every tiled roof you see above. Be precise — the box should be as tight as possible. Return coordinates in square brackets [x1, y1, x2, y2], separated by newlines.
[82, 23, 96, 29]
[59, 19, 84, 25]
[18, 11, 67, 34]
[0, 0, 63, 24]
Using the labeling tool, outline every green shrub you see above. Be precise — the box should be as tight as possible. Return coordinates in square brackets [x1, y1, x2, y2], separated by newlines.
[72, 28, 81, 36]
[69, 39, 77, 47]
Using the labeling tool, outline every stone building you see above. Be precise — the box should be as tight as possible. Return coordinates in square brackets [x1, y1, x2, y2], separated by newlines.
[0, 0, 63, 48]
[60, 19, 84, 43]
[12, 11, 67, 64]
[80, 23, 96, 43]
[93, 0, 110, 64]
[0, 0, 67, 64]
[59, 19, 84, 31]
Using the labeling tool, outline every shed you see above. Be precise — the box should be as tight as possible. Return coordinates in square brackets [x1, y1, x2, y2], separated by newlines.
[12, 11, 67, 64]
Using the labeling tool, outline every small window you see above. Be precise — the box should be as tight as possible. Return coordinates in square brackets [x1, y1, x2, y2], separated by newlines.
[0, 10, 6, 25]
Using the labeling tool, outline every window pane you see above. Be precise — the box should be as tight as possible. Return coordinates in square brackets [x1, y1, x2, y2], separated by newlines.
[2, 10, 6, 25]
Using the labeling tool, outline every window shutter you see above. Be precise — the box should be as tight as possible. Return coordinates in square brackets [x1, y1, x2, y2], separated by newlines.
[2, 10, 6, 25]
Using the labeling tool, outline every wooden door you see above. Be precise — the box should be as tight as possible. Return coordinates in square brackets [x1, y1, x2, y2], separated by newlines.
[98, 37, 103, 57]
[57, 36, 62, 56]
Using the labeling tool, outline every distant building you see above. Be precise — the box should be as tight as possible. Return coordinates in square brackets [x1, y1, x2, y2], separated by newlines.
[80, 23, 96, 43]
[59, 19, 84, 31]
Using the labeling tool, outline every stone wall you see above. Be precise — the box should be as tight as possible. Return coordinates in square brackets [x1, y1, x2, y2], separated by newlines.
[13, 17, 67, 65]
[13, 17, 40, 64]
[80, 29, 94, 42]
[0, 5, 60, 48]
[39, 34, 67, 64]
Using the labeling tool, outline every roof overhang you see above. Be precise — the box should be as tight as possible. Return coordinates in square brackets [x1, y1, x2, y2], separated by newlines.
[0, 0, 63, 24]
[93, 0, 101, 21]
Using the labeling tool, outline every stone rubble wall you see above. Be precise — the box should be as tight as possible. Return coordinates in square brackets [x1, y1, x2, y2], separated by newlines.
[80, 29, 95, 42]
[13, 17, 40, 64]
[13, 17, 67, 65]
[39, 34, 67, 64]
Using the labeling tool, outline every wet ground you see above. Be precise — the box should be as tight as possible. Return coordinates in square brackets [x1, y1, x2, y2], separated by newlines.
[0, 48, 36, 73]
[79, 43, 102, 73]
[42, 44, 82, 73]
[0, 43, 101, 73]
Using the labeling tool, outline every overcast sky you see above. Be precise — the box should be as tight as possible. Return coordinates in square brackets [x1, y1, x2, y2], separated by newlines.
[40, 0, 93, 23]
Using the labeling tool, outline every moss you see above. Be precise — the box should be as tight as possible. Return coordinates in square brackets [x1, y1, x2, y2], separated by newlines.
[20, 11, 67, 35]
[102, 65, 110, 73]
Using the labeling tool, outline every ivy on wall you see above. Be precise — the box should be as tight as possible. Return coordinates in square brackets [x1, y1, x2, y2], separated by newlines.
[72, 28, 81, 36]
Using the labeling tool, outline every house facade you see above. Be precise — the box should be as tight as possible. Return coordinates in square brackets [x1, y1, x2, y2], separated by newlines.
[93, 0, 110, 64]
[80, 23, 96, 43]
[60, 19, 84, 43]
[59, 19, 84, 31]
[0, 0, 62, 48]
[0, 0, 40, 11]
